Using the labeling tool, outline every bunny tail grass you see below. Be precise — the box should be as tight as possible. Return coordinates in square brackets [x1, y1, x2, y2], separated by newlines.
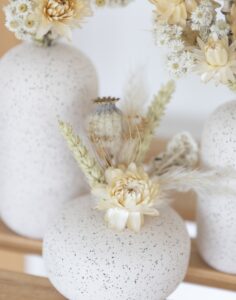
[157, 167, 236, 197]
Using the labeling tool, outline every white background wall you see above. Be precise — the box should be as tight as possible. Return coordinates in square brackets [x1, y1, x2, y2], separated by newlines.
[73, 0, 235, 139]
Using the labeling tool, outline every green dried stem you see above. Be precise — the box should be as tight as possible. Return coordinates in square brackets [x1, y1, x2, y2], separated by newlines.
[59, 121, 105, 187]
[136, 80, 175, 163]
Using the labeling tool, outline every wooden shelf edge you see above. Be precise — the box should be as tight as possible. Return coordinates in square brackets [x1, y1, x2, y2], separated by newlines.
[0, 241, 235, 299]
[0, 269, 64, 300]
[185, 240, 236, 291]
[0, 221, 42, 255]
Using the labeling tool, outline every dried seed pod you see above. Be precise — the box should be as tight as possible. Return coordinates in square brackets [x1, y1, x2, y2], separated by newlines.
[87, 97, 123, 166]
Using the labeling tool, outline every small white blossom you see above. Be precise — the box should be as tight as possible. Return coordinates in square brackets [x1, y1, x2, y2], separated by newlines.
[15, 0, 33, 16]
[5, 18, 22, 33]
[23, 14, 38, 34]
[167, 51, 195, 78]
[168, 40, 185, 52]
[153, 18, 183, 47]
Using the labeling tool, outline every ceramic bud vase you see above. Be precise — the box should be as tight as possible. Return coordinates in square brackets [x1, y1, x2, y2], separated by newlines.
[0, 42, 98, 239]
[198, 100, 236, 274]
[43, 195, 191, 300]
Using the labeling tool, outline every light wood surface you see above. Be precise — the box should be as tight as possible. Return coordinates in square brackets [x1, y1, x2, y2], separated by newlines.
[0, 221, 42, 255]
[0, 240, 235, 299]
[0, 270, 64, 300]
[1, 220, 236, 292]
[186, 241, 236, 291]
[0, 250, 24, 273]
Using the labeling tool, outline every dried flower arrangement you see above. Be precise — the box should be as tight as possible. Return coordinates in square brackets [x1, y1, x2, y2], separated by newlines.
[150, 0, 236, 89]
[4, 0, 92, 45]
[59, 75, 236, 232]
[3, 0, 134, 45]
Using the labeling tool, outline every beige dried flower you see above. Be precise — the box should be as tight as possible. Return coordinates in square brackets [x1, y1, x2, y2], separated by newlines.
[93, 163, 160, 232]
[193, 37, 236, 84]
[149, 0, 198, 27]
[36, 0, 92, 40]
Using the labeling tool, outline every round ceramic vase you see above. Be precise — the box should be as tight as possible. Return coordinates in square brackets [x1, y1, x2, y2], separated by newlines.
[0, 42, 98, 239]
[198, 100, 236, 274]
[43, 195, 191, 300]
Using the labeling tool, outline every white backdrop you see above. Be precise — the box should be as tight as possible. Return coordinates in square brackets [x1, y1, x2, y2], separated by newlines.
[73, 0, 235, 138]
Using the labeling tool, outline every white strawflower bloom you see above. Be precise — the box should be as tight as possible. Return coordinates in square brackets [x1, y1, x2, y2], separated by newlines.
[168, 40, 185, 52]
[153, 18, 183, 47]
[23, 14, 38, 34]
[167, 51, 194, 78]
[5, 18, 22, 33]
[171, 24, 184, 38]
[15, 0, 33, 16]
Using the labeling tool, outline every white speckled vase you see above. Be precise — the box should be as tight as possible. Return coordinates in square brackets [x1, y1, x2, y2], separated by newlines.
[0, 42, 98, 239]
[43, 195, 191, 300]
[198, 100, 236, 274]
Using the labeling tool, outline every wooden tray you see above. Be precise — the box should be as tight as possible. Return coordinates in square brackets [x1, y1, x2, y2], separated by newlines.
[0, 219, 236, 297]
[0, 139, 235, 296]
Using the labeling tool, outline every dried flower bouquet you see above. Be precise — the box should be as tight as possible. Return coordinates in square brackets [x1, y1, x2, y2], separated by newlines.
[150, 0, 236, 88]
[60, 76, 236, 232]
[3, 0, 134, 45]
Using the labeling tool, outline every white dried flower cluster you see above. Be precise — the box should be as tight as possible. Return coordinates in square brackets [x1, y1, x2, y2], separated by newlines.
[153, 16, 194, 78]
[4, 0, 92, 45]
[4, 0, 38, 42]
[191, 0, 216, 31]
[167, 51, 195, 78]
[150, 0, 236, 87]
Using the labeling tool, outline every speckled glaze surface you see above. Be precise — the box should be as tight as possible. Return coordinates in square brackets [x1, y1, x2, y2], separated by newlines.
[198, 100, 236, 274]
[0, 42, 98, 239]
[43, 195, 191, 300]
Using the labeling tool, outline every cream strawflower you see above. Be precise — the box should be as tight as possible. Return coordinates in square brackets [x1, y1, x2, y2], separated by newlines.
[93, 163, 160, 232]
[193, 37, 236, 84]
[36, 0, 92, 40]
[150, 0, 198, 27]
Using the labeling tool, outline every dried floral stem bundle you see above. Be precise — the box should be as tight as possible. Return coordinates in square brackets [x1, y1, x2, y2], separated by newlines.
[60, 73, 236, 233]
[150, 0, 236, 88]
